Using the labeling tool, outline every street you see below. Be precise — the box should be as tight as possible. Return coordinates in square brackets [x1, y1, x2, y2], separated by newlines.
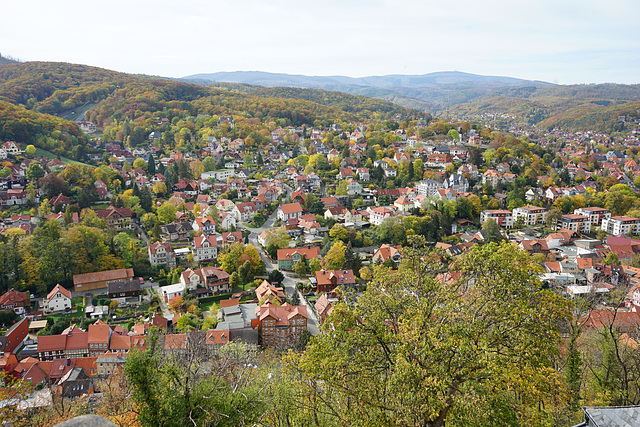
[246, 205, 320, 336]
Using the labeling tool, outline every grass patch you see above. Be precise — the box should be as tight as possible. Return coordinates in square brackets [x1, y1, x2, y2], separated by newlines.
[199, 301, 220, 312]
[26, 145, 92, 167]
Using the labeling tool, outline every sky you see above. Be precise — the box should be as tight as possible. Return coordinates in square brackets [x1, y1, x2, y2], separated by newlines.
[2, 0, 639, 84]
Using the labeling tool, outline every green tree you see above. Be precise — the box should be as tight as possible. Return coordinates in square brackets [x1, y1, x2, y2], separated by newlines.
[148, 154, 156, 175]
[25, 144, 36, 157]
[324, 241, 346, 270]
[294, 256, 308, 277]
[481, 218, 503, 244]
[157, 202, 177, 224]
[229, 271, 241, 291]
[308, 257, 322, 275]
[292, 239, 569, 426]
[133, 158, 147, 171]
[604, 251, 620, 266]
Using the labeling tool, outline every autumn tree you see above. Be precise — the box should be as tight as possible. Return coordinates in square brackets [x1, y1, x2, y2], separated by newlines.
[324, 240, 346, 270]
[291, 239, 570, 426]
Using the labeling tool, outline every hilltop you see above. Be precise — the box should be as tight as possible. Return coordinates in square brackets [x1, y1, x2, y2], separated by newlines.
[185, 70, 640, 132]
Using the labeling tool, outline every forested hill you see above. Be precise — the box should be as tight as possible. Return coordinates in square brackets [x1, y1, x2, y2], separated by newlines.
[0, 61, 419, 160]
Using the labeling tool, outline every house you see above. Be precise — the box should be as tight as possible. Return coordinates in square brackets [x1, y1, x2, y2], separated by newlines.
[321, 196, 341, 209]
[107, 280, 142, 306]
[148, 242, 176, 268]
[0, 289, 29, 314]
[357, 168, 370, 181]
[160, 283, 185, 303]
[88, 320, 112, 357]
[394, 196, 413, 213]
[372, 244, 402, 266]
[50, 193, 70, 210]
[220, 231, 243, 247]
[416, 179, 442, 197]
[314, 269, 356, 293]
[346, 179, 362, 196]
[236, 202, 258, 222]
[160, 221, 193, 242]
[0, 318, 28, 355]
[574, 207, 611, 227]
[192, 235, 218, 262]
[314, 293, 335, 324]
[96, 206, 135, 230]
[480, 210, 513, 229]
[192, 216, 216, 235]
[482, 170, 502, 187]
[572, 405, 640, 427]
[199, 267, 230, 294]
[324, 206, 347, 221]
[96, 352, 127, 377]
[277, 246, 321, 271]
[512, 206, 548, 226]
[73, 268, 135, 292]
[277, 203, 303, 221]
[601, 216, 640, 236]
[370, 207, 395, 226]
[443, 174, 469, 193]
[257, 303, 308, 348]
[426, 153, 453, 168]
[558, 214, 591, 233]
[43, 284, 72, 313]
[255, 280, 285, 304]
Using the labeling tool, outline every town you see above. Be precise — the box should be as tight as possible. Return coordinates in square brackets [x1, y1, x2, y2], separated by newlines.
[2, 88, 640, 424]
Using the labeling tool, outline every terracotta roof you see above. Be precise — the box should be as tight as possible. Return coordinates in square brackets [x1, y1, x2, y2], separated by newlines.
[258, 303, 308, 325]
[73, 268, 134, 286]
[219, 298, 240, 308]
[37, 335, 66, 352]
[0, 289, 28, 308]
[205, 330, 229, 345]
[47, 284, 71, 301]
[88, 321, 111, 344]
[277, 246, 321, 261]
[109, 334, 131, 351]
[280, 203, 303, 214]
[64, 331, 88, 350]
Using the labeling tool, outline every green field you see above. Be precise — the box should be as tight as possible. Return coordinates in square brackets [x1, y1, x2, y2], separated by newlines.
[25, 145, 92, 167]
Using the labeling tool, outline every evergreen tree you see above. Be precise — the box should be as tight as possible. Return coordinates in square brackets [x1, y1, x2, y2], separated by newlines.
[148, 154, 156, 175]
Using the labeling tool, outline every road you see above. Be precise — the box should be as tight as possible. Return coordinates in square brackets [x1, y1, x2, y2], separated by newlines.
[245, 206, 320, 336]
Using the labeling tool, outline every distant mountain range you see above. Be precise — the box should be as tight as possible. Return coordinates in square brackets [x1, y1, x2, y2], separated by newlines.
[183, 70, 640, 132]
[181, 70, 554, 111]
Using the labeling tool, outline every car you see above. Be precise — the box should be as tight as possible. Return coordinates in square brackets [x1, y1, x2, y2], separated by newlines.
[139, 277, 145, 284]
[148, 277, 154, 282]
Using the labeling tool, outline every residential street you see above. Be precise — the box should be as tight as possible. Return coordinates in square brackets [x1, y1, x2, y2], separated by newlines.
[247, 206, 320, 336]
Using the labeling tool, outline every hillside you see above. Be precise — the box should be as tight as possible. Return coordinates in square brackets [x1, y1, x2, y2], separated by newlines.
[185, 70, 640, 132]
[0, 99, 89, 158]
[0, 62, 421, 160]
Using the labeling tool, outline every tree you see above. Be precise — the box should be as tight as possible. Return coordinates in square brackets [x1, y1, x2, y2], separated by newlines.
[324, 241, 346, 270]
[157, 202, 177, 224]
[229, 271, 241, 291]
[329, 224, 348, 241]
[133, 158, 147, 171]
[292, 239, 569, 426]
[545, 208, 563, 230]
[25, 144, 36, 157]
[268, 269, 285, 285]
[604, 251, 620, 266]
[148, 154, 156, 175]
[413, 159, 424, 181]
[263, 227, 290, 249]
[481, 218, 503, 244]
[290, 290, 300, 306]
[125, 331, 270, 427]
[309, 257, 322, 275]
[26, 162, 45, 181]
[359, 266, 373, 281]
[294, 256, 308, 277]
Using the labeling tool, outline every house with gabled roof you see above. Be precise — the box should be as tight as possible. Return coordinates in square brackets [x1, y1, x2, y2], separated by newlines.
[277, 246, 321, 271]
[257, 302, 308, 348]
[43, 284, 71, 313]
[277, 203, 303, 222]
[192, 235, 218, 262]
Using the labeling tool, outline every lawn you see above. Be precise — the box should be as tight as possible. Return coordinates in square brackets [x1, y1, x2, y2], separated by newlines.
[26, 145, 93, 167]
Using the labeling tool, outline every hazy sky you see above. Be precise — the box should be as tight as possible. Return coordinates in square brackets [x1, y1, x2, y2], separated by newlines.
[2, 0, 639, 84]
